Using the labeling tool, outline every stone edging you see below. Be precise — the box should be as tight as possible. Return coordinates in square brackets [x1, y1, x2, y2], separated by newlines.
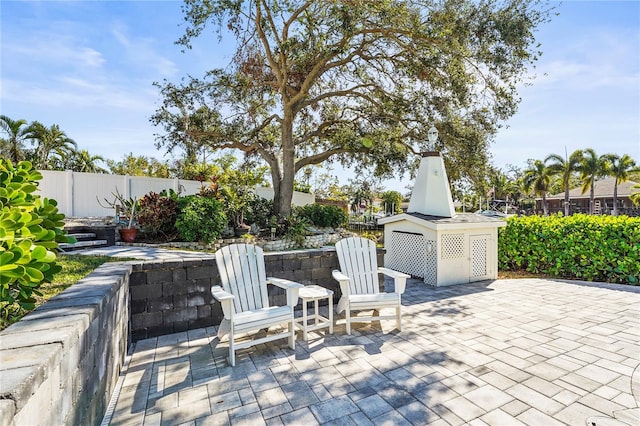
[0, 263, 131, 426]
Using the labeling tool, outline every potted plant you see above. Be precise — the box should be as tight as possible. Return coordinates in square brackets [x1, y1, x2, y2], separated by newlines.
[97, 189, 139, 242]
[118, 200, 138, 242]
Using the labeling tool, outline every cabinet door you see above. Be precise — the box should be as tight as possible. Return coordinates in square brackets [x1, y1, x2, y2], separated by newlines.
[469, 234, 491, 282]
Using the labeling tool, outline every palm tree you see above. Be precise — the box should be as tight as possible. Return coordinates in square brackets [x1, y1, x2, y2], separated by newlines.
[0, 115, 31, 163]
[603, 154, 639, 215]
[630, 183, 640, 206]
[523, 160, 553, 215]
[68, 149, 107, 173]
[579, 148, 608, 214]
[545, 149, 583, 216]
[28, 122, 77, 170]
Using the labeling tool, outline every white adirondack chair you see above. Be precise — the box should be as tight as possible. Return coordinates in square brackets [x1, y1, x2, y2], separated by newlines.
[333, 237, 410, 334]
[211, 244, 302, 366]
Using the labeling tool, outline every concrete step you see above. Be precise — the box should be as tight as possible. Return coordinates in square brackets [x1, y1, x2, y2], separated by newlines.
[59, 240, 109, 251]
[67, 232, 97, 240]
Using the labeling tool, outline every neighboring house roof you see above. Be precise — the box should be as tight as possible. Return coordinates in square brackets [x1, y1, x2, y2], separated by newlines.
[546, 177, 639, 200]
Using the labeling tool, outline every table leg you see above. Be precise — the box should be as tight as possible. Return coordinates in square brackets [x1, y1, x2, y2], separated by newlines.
[314, 299, 319, 328]
[303, 299, 308, 341]
[329, 294, 334, 334]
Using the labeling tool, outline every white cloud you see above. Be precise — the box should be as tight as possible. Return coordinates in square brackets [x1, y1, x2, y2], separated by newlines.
[111, 24, 179, 78]
[6, 37, 106, 69]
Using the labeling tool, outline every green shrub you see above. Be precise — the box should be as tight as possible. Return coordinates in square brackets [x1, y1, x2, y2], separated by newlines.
[175, 195, 227, 243]
[295, 204, 348, 228]
[499, 214, 640, 284]
[283, 214, 311, 247]
[137, 191, 179, 241]
[245, 195, 275, 229]
[0, 160, 73, 319]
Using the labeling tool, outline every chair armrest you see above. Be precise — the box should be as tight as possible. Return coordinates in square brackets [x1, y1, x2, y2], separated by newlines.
[267, 277, 303, 307]
[332, 270, 350, 296]
[267, 277, 304, 290]
[211, 286, 234, 301]
[378, 267, 410, 294]
[211, 286, 234, 319]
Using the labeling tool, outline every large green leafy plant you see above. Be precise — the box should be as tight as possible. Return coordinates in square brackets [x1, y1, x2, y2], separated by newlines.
[499, 214, 640, 284]
[175, 195, 227, 243]
[0, 160, 73, 318]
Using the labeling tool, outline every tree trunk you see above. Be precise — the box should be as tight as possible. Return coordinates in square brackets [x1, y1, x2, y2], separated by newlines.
[590, 185, 595, 214]
[273, 111, 296, 217]
[612, 181, 618, 216]
[564, 183, 570, 216]
[542, 192, 548, 216]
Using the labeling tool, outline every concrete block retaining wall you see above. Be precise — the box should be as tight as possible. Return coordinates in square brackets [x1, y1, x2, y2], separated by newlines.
[0, 262, 131, 426]
[0, 247, 382, 425]
[130, 247, 385, 341]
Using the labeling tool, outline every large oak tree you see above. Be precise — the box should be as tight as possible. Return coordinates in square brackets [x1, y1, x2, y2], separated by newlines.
[152, 0, 552, 216]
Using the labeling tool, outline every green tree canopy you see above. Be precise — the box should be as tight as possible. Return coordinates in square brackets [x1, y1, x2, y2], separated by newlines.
[107, 153, 172, 177]
[603, 153, 639, 215]
[0, 115, 31, 163]
[545, 149, 583, 216]
[153, 0, 552, 216]
[27, 122, 77, 170]
[523, 159, 553, 215]
[579, 148, 608, 214]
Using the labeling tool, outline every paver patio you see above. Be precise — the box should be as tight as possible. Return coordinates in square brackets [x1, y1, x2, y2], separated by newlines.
[107, 277, 640, 425]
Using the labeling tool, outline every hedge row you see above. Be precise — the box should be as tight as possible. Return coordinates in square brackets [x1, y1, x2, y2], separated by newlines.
[498, 214, 640, 284]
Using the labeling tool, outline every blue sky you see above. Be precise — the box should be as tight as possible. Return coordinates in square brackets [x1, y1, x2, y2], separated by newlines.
[1, 1, 639, 193]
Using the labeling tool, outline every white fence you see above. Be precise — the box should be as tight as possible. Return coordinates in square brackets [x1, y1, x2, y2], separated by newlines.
[38, 170, 314, 217]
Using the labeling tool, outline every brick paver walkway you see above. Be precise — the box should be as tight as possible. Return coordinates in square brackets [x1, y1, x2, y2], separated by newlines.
[108, 278, 640, 425]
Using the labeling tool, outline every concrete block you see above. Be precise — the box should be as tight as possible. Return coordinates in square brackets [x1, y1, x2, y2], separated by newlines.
[12, 365, 58, 426]
[130, 283, 163, 301]
[187, 266, 215, 281]
[146, 269, 173, 284]
[164, 307, 198, 324]
[196, 304, 212, 319]
[163, 281, 188, 296]
[129, 271, 147, 286]
[148, 296, 174, 312]
[282, 258, 301, 270]
[188, 279, 211, 293]
[131, 312, 162, 330]
[0, 400, 15, 426]
[131, 299, 147, 315]
[172, 268, 187, 282]
[173, 294, 188, 309]
[311, 267, 331, 281]
[2, 313, 89, 337]
[187, 294, 206, 308]
[35, 293, 106, 312]
[0, 365, 45, 410]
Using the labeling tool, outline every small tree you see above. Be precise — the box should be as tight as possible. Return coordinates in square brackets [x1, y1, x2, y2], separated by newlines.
[545, 149, 584, 216]
[602, 154, 639, 215]
[579, 148, 608, 214]
[523, 160, 553, 216]
[0, 160, 73, 319]
[381, 191, 403, 215]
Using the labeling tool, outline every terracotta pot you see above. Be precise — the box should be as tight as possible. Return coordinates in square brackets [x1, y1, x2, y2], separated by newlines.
[119, 228, 138, 243]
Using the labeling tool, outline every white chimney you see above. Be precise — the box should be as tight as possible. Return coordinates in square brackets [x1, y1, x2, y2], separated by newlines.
[407, 152, 456, 218]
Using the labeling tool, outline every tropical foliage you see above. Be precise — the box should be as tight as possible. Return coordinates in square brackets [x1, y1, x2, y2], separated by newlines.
[0, 115, 31, 163]
[545, 150, 583, 216]
[0, 160, 73, 319]
[522, 160, 553, 215]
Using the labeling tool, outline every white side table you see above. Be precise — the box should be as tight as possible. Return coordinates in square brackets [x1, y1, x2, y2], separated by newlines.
[296, 285, 334, 341]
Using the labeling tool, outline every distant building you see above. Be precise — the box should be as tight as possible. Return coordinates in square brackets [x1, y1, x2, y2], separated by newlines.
[537, 177, 639, 216]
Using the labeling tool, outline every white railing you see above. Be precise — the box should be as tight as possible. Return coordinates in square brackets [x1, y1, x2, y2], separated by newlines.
[37, 170, 314, 217]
